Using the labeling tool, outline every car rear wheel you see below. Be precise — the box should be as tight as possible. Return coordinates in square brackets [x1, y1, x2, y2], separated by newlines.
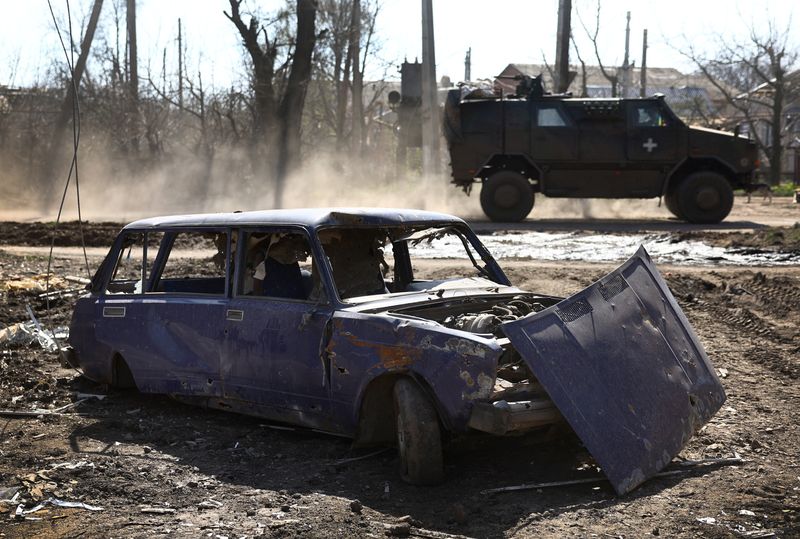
[480, 171, 535, 222]
[393, 378, 444, 485]
[676, 171, 734, 224]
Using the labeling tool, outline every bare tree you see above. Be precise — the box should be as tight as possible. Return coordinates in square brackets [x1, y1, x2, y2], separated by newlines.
[682, 21, 799, 184]
[225, 0, 318, 206]
[309, 0, 382, 152]
[41, 0, 105, 206]
[577, 0, 618, 97]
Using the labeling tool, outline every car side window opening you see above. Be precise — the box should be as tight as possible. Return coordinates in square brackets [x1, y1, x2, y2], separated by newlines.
[239, 231, 320, 302]
[151, 230, 230, 295]
[318, 229, 390, 300]
[103, 231, 165, 295]
[536, 106, 568, 127]
[105, 232, 146, 295]
[634, 103, 669, 127]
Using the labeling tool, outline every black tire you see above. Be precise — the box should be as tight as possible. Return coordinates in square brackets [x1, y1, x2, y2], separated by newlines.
[664, 188, 685, 220]
[676, 171, 734, 224]
[393, 378, 444, 485]
[480, 171, 534, 222]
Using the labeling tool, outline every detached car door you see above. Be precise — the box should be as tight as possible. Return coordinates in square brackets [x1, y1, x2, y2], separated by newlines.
[501, 246, 725, 495]
[220, 228, 334, 430]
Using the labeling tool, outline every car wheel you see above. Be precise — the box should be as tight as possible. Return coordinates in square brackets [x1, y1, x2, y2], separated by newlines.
[664, 187, 685, 220]
[480, 171, 535, 222]
[393, 378, 444, 485]
[676, 171, 734, 224]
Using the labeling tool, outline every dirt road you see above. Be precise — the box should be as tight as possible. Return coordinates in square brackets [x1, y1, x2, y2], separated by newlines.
[0, 217, 798, 538]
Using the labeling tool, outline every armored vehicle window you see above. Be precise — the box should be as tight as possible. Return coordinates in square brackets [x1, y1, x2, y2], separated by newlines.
[104, 231, 163, 295]
[152, 230, 230, 295]
[536, 106, 568, 127]
[633, 103, 669, 127]
[238, 230, 322, 302]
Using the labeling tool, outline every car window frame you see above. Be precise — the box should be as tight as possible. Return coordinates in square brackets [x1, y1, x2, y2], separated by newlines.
[144, 226, 234, 298]
[315, 222, 511, 304]
[231, 225, 331, 305]
[99, 228, 164, 296]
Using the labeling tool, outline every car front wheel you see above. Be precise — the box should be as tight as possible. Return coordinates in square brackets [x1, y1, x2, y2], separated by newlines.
[393, 378, 444, 485]
[480, 171, 535, 222]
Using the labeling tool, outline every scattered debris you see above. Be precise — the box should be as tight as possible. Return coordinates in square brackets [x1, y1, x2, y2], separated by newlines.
[140, 506, 176, 514]
[481, 457, 745, 495]
[19, 497, 104, 514]
[198, 499, 224, 509]
[2, 275, 66, 293]
[333, 448, 391, 466]
[0, 486, 21, 504]
[696, 516, 717, 525]
[0, 396, 97, 418]
[738, 509, 757, 517]
[349, 499, 363, 514]
[384, 521, 411, 537]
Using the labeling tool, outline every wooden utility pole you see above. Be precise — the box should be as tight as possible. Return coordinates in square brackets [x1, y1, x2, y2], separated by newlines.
[420, 0, 440, 176]
[178, 18, 184, 110]
[350, 0, 363, 154]
[41, 0, 104, 204]
[640, 29, 648, 97]
[554, 0, 571, 93]
[464, 47, 471, 81]
[621, 11, 631, 97]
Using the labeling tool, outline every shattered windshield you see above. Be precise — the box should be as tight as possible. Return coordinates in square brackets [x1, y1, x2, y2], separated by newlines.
[317, 225, 502, 302]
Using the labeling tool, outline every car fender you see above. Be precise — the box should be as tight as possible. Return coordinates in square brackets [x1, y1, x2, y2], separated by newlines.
[324, 311, 503, 434]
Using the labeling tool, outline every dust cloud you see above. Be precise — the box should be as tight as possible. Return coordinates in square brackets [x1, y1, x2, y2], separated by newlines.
[0, 147, 669, 223]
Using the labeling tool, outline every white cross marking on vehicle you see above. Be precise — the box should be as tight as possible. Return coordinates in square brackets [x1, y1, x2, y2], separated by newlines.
[643, 138, 658, 152]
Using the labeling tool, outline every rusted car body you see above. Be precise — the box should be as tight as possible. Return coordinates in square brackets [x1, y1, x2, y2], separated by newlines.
[68, 208, 725, 493]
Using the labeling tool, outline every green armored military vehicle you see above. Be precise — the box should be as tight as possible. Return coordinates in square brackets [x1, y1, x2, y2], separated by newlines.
[443, 77, 758, 223]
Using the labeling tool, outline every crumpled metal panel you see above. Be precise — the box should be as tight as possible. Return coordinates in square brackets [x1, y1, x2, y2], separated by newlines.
[501, 246, 725, 495]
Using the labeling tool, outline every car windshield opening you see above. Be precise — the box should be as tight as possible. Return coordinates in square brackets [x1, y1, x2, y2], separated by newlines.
[318, 225, 499, 302]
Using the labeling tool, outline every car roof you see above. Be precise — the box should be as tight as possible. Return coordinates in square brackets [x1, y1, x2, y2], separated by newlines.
[123, 208, 466, 230]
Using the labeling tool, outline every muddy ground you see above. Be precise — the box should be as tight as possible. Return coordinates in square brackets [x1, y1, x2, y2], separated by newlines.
[0, 220, 799, 538]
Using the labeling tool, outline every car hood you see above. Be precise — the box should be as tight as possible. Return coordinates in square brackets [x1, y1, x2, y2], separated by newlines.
[501, 246, 726, 495]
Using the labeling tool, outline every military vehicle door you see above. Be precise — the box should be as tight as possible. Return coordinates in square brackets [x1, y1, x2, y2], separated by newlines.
[503, 100, 530, 155]
[627, 101, 679, 161]
[530, 102, 577, 161]
[575, 101, 627, 163]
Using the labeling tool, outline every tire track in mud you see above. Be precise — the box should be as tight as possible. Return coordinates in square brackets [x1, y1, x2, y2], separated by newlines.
[668, 271, 800, 380]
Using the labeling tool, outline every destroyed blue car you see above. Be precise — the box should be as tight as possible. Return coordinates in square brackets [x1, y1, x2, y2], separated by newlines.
[68, 208, 725, 493]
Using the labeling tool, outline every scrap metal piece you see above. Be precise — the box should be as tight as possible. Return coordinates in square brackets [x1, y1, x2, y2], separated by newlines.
[502, 246, 726, 495]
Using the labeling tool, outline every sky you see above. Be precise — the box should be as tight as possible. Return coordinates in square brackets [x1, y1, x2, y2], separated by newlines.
[0, 0, 796, 89]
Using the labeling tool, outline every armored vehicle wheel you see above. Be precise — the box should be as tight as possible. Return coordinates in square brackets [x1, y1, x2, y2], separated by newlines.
[480, 171, 535, 222]
[676, 171, 734, 224]
[664, 189, 685, 220]
[393, 378, 444, 485]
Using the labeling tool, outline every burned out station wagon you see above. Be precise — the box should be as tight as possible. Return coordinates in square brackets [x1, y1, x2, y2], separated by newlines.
[68, 208, 726, 493]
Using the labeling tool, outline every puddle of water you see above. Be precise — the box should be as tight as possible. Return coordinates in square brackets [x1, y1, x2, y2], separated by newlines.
[409, 232, 799, 266]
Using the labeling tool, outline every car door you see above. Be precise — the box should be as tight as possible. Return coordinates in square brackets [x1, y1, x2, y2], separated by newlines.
[92, 228, 231, 396]
[138, 228, 231, 396]
[220, 227, 334, 430]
